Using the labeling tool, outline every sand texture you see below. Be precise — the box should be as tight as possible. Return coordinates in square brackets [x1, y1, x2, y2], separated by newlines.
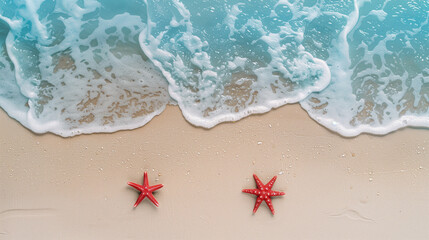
[1, 105, 429, 239]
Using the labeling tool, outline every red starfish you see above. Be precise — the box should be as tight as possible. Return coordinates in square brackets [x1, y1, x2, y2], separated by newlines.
[242, 174, 285, 214]
[128, 172, 163, 208]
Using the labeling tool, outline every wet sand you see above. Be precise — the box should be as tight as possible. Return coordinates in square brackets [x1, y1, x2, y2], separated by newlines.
[1, 104, 429, 239]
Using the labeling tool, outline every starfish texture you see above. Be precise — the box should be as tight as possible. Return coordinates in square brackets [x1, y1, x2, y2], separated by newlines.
[242, 174, 285, 214]
[128, 172, 163, 208]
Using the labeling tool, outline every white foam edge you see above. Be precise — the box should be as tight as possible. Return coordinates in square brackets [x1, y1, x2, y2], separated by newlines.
[300, 101, 429, 137]
[139, 24, 331, 128]
[0, 97, 28, 128]
[24, 99, 168, 137]
[299, 0, 429, 137]
[4, 28, 168, 137]
[4, 29, 62, 135]
[49, 104, 168, 137]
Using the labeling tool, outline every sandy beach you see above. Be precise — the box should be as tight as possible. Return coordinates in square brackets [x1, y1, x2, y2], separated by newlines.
[1, 104, 429, 239]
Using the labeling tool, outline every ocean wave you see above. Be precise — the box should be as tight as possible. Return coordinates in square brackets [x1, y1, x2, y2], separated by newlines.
[0, 0, 428, 137]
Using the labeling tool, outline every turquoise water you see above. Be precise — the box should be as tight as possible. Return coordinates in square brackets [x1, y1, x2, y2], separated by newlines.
[0, 0, 428, 136]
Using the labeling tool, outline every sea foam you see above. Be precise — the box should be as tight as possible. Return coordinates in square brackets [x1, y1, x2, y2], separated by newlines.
[0, 0, 428, 136]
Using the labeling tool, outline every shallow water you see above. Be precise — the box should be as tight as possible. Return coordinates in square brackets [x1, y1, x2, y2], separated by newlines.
[0, 0, 428, 136]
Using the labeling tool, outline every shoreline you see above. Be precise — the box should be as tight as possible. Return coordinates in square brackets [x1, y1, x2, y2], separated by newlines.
[1, 104, 429, 239]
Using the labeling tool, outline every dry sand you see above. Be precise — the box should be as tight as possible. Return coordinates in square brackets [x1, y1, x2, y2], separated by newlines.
[1, 104, 429, 239]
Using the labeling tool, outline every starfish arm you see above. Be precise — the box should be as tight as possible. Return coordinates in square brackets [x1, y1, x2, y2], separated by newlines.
[269, 190, 285, 197]
[134, 193, 146, 208]
[147, 193, 160, 207]
[143, 172, 149, 186]
[265, 198, 275, 215]
[149, 184, 164, 192]
[253, 198, 263, 213]
[242, 189, 260, 196]
[128, 182, 143, 191]
[253, 174, 264, 189]
[265, 176, 277, 190]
